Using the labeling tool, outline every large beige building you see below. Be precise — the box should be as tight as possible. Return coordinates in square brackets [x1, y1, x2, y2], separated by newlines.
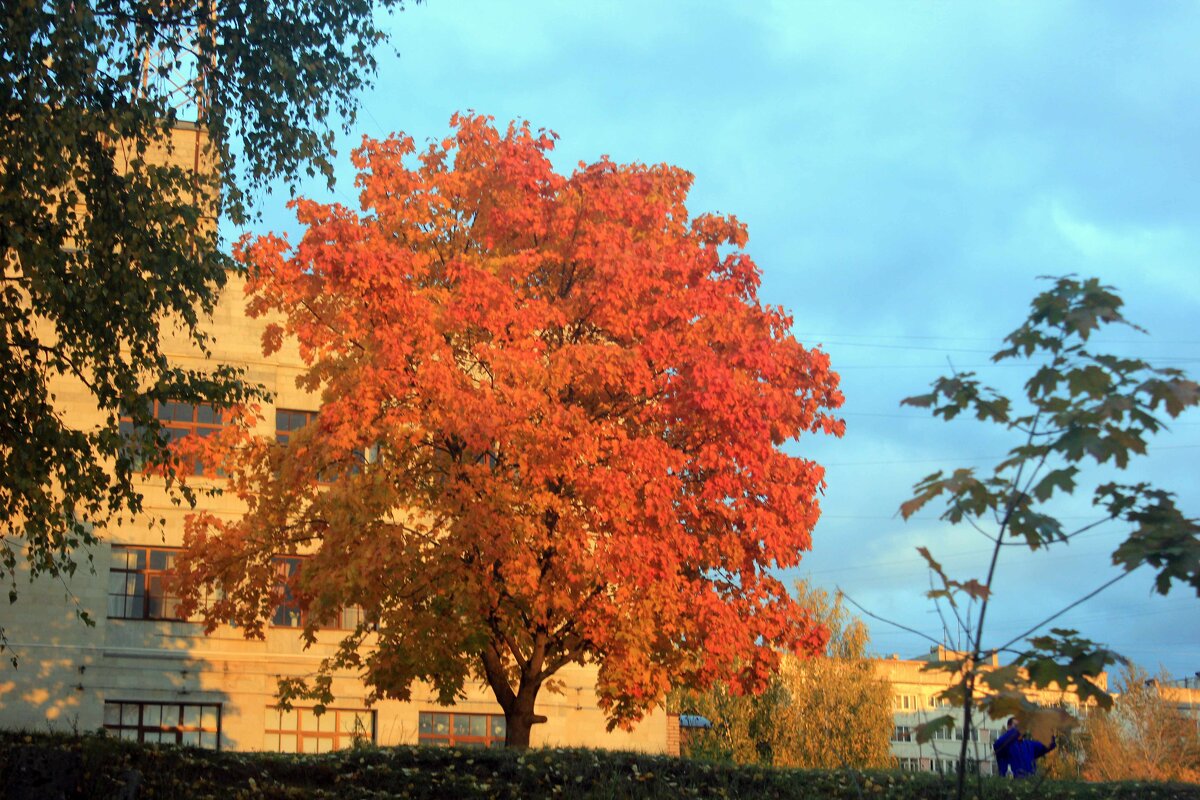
[1, 256, 674, 754]
[878, 646, 1107, 775]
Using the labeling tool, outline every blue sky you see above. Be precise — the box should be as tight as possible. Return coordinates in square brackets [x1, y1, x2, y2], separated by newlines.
[250, 1, 1200, 680]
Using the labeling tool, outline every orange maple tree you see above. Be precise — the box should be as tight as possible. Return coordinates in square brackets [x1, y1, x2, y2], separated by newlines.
[174, 113, 845, 747]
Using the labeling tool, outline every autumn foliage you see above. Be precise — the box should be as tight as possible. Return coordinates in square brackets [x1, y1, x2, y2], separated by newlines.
[174, 113, 844, 745]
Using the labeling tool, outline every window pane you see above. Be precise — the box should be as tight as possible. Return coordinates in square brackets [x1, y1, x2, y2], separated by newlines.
[108, 570, 127, 593]
[301, 710, 321, 732]
[431, 713, 449, 734]
[163, 594, 184, 620]
[103, 703, 120, 726]
[490, 716, 506, 737]
[418, 713, 432, 734]
[453, 715, 471, 736]
[272, 606, 301, 627]
[200, 731, 217, 750]
[182, 705, 200, 728]
[280, 734, 297, 753]
[149, 550, 170, 570]
[264, 733, 280, 752]
[470, 716, 486, 737]
[121, 705, 140, 726]
[142, 704, 161, 727]
[201, 706, 218, 730]
[280, 708, 297, 731]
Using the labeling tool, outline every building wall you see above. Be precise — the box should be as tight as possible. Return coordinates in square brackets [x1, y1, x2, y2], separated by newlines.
[1, 259, 670, 754]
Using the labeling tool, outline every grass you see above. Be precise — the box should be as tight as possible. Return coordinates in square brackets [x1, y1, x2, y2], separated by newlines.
[1, 731, 1198, 799]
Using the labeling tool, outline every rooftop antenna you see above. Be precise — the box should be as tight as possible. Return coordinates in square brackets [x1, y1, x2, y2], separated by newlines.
[134, 0, 214, 124]
[132, 0, 216, 185]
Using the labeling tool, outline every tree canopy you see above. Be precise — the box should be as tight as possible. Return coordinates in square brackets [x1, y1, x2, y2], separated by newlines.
[174, 113, 845, 746]
[0, 0, 410, 659]
[678, 581, 895, 769]
[1074, 665, 1200, 783]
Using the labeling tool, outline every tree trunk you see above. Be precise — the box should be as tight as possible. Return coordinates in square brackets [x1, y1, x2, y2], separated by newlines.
[503, 684, 548, 748]
[480, 641, 550, 748]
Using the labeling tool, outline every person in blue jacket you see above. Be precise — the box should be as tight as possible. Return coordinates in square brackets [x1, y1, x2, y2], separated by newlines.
[993, 717, 1056, 778]
[993, 717, 1018, 777]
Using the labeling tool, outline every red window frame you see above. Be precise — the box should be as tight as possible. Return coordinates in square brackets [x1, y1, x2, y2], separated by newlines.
[264, 707, 375, 753]
[275, 408, 318, 447]
[270, 555, 365, 631]
[119, 400, 225, 476]
[418, 711, 507, 748]
[108, 545, 186, 621]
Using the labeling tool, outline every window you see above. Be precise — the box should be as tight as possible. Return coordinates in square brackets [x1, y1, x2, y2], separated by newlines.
[899, 757, 924, 771]
[892, 725, 912, 742]
[271, 556, 305, 628]
[276, 408, 377, 480]
[270, 555, 365, 631]
[264, 707, 374, 753]
[276, 409, 318, 447]
[120, 400, 225, 476]
[103, 701, 220, 749]
[337, 604, 367, 630]
[108, 546, 185, 620]
[932, 724, 953, 740]
[418, 711, 506, 748]
[893, 693, 918, 710]
[933, 758, 978, 775]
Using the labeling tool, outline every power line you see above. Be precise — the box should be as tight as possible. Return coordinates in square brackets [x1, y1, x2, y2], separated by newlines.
[821, 443, 1199, 467]
[795, 332, 1200, 347]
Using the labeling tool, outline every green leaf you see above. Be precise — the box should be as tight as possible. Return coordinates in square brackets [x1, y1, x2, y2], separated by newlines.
[1031, 467, 1077, 502]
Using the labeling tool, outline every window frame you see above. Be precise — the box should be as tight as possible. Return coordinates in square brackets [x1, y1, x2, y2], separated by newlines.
[418, 710, 507, 749]
[264, 706, 375, 754]
[269, 555, 366, 632]
[103, 700, 221, 749]
[108, 545, 188, 621]
[119, 400, 226, 476]
[275, 408, 318, 449]
[275, 407, 379, 481]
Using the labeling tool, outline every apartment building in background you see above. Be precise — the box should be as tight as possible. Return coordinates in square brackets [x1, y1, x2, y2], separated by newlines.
[879, 646, 1107, 775]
